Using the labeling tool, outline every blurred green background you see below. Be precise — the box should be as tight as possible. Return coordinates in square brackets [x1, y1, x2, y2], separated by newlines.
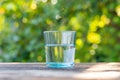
[0, 0, 120, 62]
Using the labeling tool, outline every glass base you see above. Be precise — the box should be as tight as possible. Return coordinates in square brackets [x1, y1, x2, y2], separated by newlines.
[46, 62, 74, 68]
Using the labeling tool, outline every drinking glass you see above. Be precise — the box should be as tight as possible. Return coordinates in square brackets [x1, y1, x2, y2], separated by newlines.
[44, 31, 76, 68]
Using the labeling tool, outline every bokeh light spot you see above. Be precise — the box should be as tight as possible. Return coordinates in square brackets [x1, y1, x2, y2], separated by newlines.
[5, 3, 16, 11]
[55, 14, 61, 20]
[31, 2, 37, 10]
[76, 39, 84, 49]
[100, 15, 110, 25]
[22, 17, 28, 23]
[0, 8, 5, 14]
[0, 15, 5, 31]
[69, 17, 80, 30]
[14, 22, 19, 28]
[51, 0, 57, 5]
[37, 56, 42, 61]
[46, 19, 53, 25]
[42, 0, 47, 3]
[116, 5, 120, 16]
[89, 16, 99, 32]
[75, 59, 80, 63]
[87, 32, 101, 44]
[89, 49, 95, 55]
[59, 25, 66, 30]
[92, 44, 98, 49]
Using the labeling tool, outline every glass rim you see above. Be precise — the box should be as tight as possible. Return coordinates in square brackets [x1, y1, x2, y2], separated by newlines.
[44, 31, 76, 33]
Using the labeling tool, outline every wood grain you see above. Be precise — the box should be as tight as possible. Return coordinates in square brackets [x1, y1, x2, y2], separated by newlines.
[0, 63, 120, 80]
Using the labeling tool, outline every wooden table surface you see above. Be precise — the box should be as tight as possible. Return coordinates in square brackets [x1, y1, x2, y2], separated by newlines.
[0, 63, 120, 80]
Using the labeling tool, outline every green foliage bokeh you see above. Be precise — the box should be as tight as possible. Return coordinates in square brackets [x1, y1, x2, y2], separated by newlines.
[0, 0, 120, 62]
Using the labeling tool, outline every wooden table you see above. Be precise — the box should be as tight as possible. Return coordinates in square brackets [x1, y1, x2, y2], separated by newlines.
[0, 63, 120, 80]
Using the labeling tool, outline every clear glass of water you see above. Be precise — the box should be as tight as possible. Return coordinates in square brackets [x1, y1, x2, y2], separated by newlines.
[44, 31, 76, 68]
